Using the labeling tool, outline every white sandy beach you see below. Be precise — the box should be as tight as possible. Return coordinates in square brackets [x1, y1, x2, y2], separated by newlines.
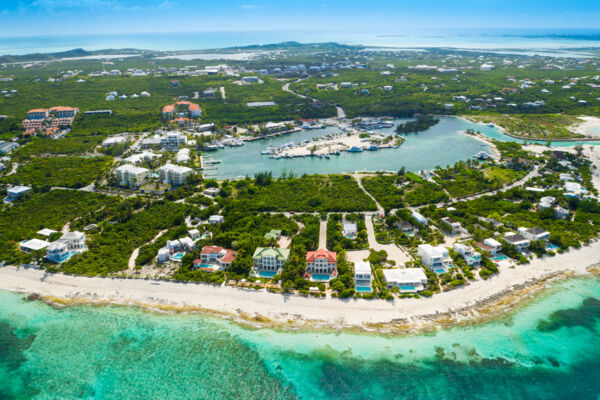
[572, 116, 600, 138]
[0, 239, 598, 330]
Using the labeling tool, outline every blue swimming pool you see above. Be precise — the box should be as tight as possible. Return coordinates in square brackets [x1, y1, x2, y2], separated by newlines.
[434, 268, 447, 274]
[312, 274, 330, 281]
[493, 255, 508, 262]
[400, 286, 415, 291]
[199, 264, 213, 269]
[258, 271, 277, 278]
[355, 286, 371, 292]
[170, 253, 185, 261]
[546, 244, 559, 250]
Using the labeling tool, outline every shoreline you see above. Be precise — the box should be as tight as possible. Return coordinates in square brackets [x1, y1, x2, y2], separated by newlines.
[1, 239, 599, 334]
[461, 115, 600, 143]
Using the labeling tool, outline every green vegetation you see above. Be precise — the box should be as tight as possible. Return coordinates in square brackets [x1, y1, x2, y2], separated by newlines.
[234, 174, 376, 212]
[15, 136, 104, 157]
[59, 201, 188, 276]
[280, 215, 320, 292]
[395, 115, 439, 133]
[0, 190, 115, 264]
[2, 156, 113, 190]
[472, 114, 584, 139]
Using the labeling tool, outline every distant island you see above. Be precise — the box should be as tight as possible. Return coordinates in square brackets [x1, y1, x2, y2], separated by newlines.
[395, 115, 440, 133]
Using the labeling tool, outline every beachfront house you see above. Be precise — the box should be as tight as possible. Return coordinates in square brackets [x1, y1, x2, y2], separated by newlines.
[252, 247, 290, 272]
[5, 185, 31, 202]
[418, 244, 451, 274]
[157, 236, 197, 263]
[476, 238, 502, 256]
[503, 233, 530, 252]
[354, 261, 372, 290]
[158, 164, 194, 187]
[195, 245, 237, 271]
[342, 223, 357, 239]
[411, 211, 428, 226]
[394, 220, 415, 235]
[209, 215, 224, 225]
[441, 217, 462, 234]
[518, 227, 550, 242]
[58, 231, 86, 252]
[115, 165, 150, 188]
[382, 268, 428, 293]
[46, 242, 70, 263]
[305, 249, 337, 280]
[453, 243, 481, 267]
[538, 196, 555, 210]
[564, 181, 586, 198]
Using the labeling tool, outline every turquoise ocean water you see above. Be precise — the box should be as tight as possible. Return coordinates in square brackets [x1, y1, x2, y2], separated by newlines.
[1, 276, 599, 399]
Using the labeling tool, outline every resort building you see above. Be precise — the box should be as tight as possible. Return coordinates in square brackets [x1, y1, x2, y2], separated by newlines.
[5, 185, 31, 202]
[22, 106, 79, 135]
[195, 246, 237, 271]
[441, 217, 462, 234]
[115, 164, 150, 188]
[209, 215, 224, 225]
[503, 233, 530, 252]
[412, 211, 428, 226]
[342, 223, 357, 239]
[354, 261, 372, 290]
[382, 268, 428, 293]
[123, 151, 158, 165]
[162, 101, 202, 120]
[160, 131, 188, 150]
[158, 164, 194, 187]
[476, 238, 502, 255]
[517, 227, 550, 242]
[453, 243, 481, 267]
[305, 249, 337, 280]
[418, 244, 451, 274]
[252, 247, 290, 272]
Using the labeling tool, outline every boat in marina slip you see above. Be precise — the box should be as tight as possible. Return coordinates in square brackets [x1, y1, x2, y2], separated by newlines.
[348, 146, 363, 153]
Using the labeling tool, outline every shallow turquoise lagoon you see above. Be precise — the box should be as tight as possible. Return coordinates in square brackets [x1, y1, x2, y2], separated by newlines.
[1, 276, 599, 399]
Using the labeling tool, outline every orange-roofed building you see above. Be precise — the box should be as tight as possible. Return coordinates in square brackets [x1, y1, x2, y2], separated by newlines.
[26, 109, 49, 119]
[197, 245, 237, 271]
[305, 249, 337, 278]
[50, 106, 79, 118]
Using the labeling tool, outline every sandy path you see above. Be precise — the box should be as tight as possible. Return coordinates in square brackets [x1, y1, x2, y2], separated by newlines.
[319, 218, 328, 249]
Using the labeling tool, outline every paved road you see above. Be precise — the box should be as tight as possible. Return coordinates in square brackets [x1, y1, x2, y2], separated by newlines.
[365, 215, 412, 266]
[319, 218, 328, 249]
[352, 174, 384, 216]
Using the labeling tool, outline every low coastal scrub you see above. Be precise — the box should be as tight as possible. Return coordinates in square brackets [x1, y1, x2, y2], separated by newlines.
[2, 156, 113, 190]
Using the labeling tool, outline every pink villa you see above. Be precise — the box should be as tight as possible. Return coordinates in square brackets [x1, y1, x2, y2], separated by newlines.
[305, 249, 337, 281]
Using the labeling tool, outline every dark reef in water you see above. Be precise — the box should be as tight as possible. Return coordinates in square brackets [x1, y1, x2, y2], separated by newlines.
[0, 321, 39, 399]
[537, 297, 600, 332]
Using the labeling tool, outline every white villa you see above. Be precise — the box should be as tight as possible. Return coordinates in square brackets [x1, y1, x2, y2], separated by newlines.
[412, 211, 428, 226]
[115, 164, 150, 188]
[518, 227, 550, 242]
[5, 186, 31, 202]
[252, 247, 290, 272]
[453, 243, 481, 267]
[418, 244, 451, 274]
[20, 238, 50, 253]
[354, 261, 372, 290]
[342, 223, 357, 239]
[123, 151, 158, 165]
[476, 238, 502, 255]
[157, 237, 197, 263]
[158, 164, 194, 187]
[503, 233, 530, 252]
[382, 268, 428, 292]
[441, 217, 462, 234]
[209, 215, 224, 224]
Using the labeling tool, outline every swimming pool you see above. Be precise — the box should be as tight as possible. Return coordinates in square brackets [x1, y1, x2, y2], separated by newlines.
[170, 253, 185, 261]
[312, 274, 330, 281]
[355, 286, 371, 292]
[434, 268, 447, 274]
[493, 255, 508, 262]
[546, 244, 559, 250]
[400, 286, 415, 292]
[258, 271, 277, 278]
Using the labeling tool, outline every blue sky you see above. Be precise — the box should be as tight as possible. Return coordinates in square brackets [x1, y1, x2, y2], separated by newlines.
[0, 0, 599, 37]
